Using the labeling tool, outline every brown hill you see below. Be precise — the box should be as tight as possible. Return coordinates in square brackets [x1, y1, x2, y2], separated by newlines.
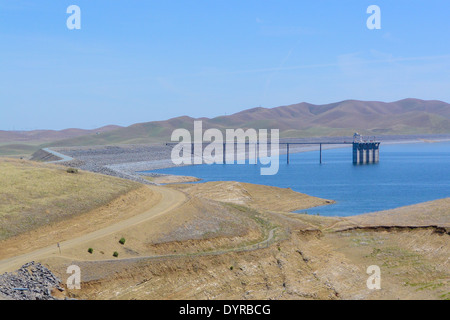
[1, 99, 449, 155]
[0, 125, 122, 144]
[43, 98, 449, 147]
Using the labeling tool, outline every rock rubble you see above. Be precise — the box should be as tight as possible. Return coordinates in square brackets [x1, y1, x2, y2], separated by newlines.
[0, 262, 64, 300]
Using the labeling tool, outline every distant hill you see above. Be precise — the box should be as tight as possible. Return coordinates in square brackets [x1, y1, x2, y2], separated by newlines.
[0, 125, 122, 144]
[44, 98, 450, 147]
[0, 125, 122, 156]
[1, 98, 449, 156]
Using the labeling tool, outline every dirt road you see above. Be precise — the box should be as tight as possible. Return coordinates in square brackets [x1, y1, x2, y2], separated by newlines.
[0, 185, 186, 274]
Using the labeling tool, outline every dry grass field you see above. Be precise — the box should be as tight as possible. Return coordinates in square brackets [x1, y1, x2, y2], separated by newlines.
[0, 158, 141, 240]
[169, 181, 334, 212]
[43, 193, 449, 300]
[143, 175, 201, 184]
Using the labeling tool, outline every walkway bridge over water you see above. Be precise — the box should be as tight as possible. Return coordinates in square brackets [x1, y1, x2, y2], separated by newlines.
[167, 133, 380, 165]
[282, 133, 380, 164]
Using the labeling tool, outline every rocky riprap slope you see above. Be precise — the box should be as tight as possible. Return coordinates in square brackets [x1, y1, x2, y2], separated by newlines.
[47, 145, 176, 185]
[0, 262, 64, 300]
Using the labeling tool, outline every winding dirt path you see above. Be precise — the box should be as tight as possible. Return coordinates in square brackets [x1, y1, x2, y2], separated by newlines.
[0, 185, 187, 274]
[47, 228, 279, 270]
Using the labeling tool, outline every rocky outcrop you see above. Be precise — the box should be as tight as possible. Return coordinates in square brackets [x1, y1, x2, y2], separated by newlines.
[0, 262, 64, 300]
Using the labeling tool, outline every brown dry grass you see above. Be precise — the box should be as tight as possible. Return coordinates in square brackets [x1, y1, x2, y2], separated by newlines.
[0, 185, 158, 260]
[48, 194, 448, 300]
[347, 198, 450, 228]
[143, 175, 201, 184]
[56, 196, 269, 262]
[23, 181, 333, 262]
[0, 158, 141, 240]
[47, 214, 449, 300]
[169, 181, 334, 212]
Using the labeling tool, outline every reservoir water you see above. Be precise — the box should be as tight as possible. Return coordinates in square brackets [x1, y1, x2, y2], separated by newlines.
[147, 141, 450, 216]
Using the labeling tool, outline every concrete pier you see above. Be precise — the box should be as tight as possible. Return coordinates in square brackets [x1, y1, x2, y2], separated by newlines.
[353, 142, 380, 164]
[168, 133, 380, 165]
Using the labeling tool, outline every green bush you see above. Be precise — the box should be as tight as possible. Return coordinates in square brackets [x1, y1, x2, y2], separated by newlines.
[119, 237, 126, 245]
[88, 248, 93, 254]
[66, 168, 78, 174]
[113, 251, 119, 258]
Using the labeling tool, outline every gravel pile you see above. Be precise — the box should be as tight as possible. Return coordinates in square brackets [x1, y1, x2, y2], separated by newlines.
[56, 144, 173, 167]
[0, 262, 64, 300]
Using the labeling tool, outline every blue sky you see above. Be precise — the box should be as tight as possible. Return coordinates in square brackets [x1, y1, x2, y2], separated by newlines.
[0, 0, 449, 130]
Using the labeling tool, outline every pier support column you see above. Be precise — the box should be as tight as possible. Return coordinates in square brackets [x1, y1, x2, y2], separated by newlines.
[320, 143, 322, 164]
[223, 143, 226, 164]
[287, 144, 290, 164]
[353, 142, 381, 164]
[374, 143, 380, 163]
[368, 148, 373, 164]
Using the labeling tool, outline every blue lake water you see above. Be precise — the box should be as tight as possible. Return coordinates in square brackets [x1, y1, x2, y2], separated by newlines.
[146, 141, 450, 217]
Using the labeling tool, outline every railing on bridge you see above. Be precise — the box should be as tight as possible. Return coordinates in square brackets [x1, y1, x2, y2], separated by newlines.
[166, 133, 380, 165]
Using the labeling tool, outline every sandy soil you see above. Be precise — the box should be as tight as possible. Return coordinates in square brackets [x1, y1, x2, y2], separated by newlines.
[0, 185, 160, 262]
[44, 212, 449, 300]
[169, 181, 334, 212]
[1, 182, 323, 266]
[1, 172, 448, 300]
[0, 158, 141, 240]
[345, 198, 450, 229]
[0, 185, 186, 274]
[143, 175, 201, 184]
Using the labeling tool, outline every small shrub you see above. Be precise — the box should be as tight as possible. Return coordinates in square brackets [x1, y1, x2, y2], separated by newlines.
[113, 251, 119, 258]
[119, 237, 126, 245]
[229, 266, 234, 271]
[88, 248, 93, 254]
[66, 168, 78, 174]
